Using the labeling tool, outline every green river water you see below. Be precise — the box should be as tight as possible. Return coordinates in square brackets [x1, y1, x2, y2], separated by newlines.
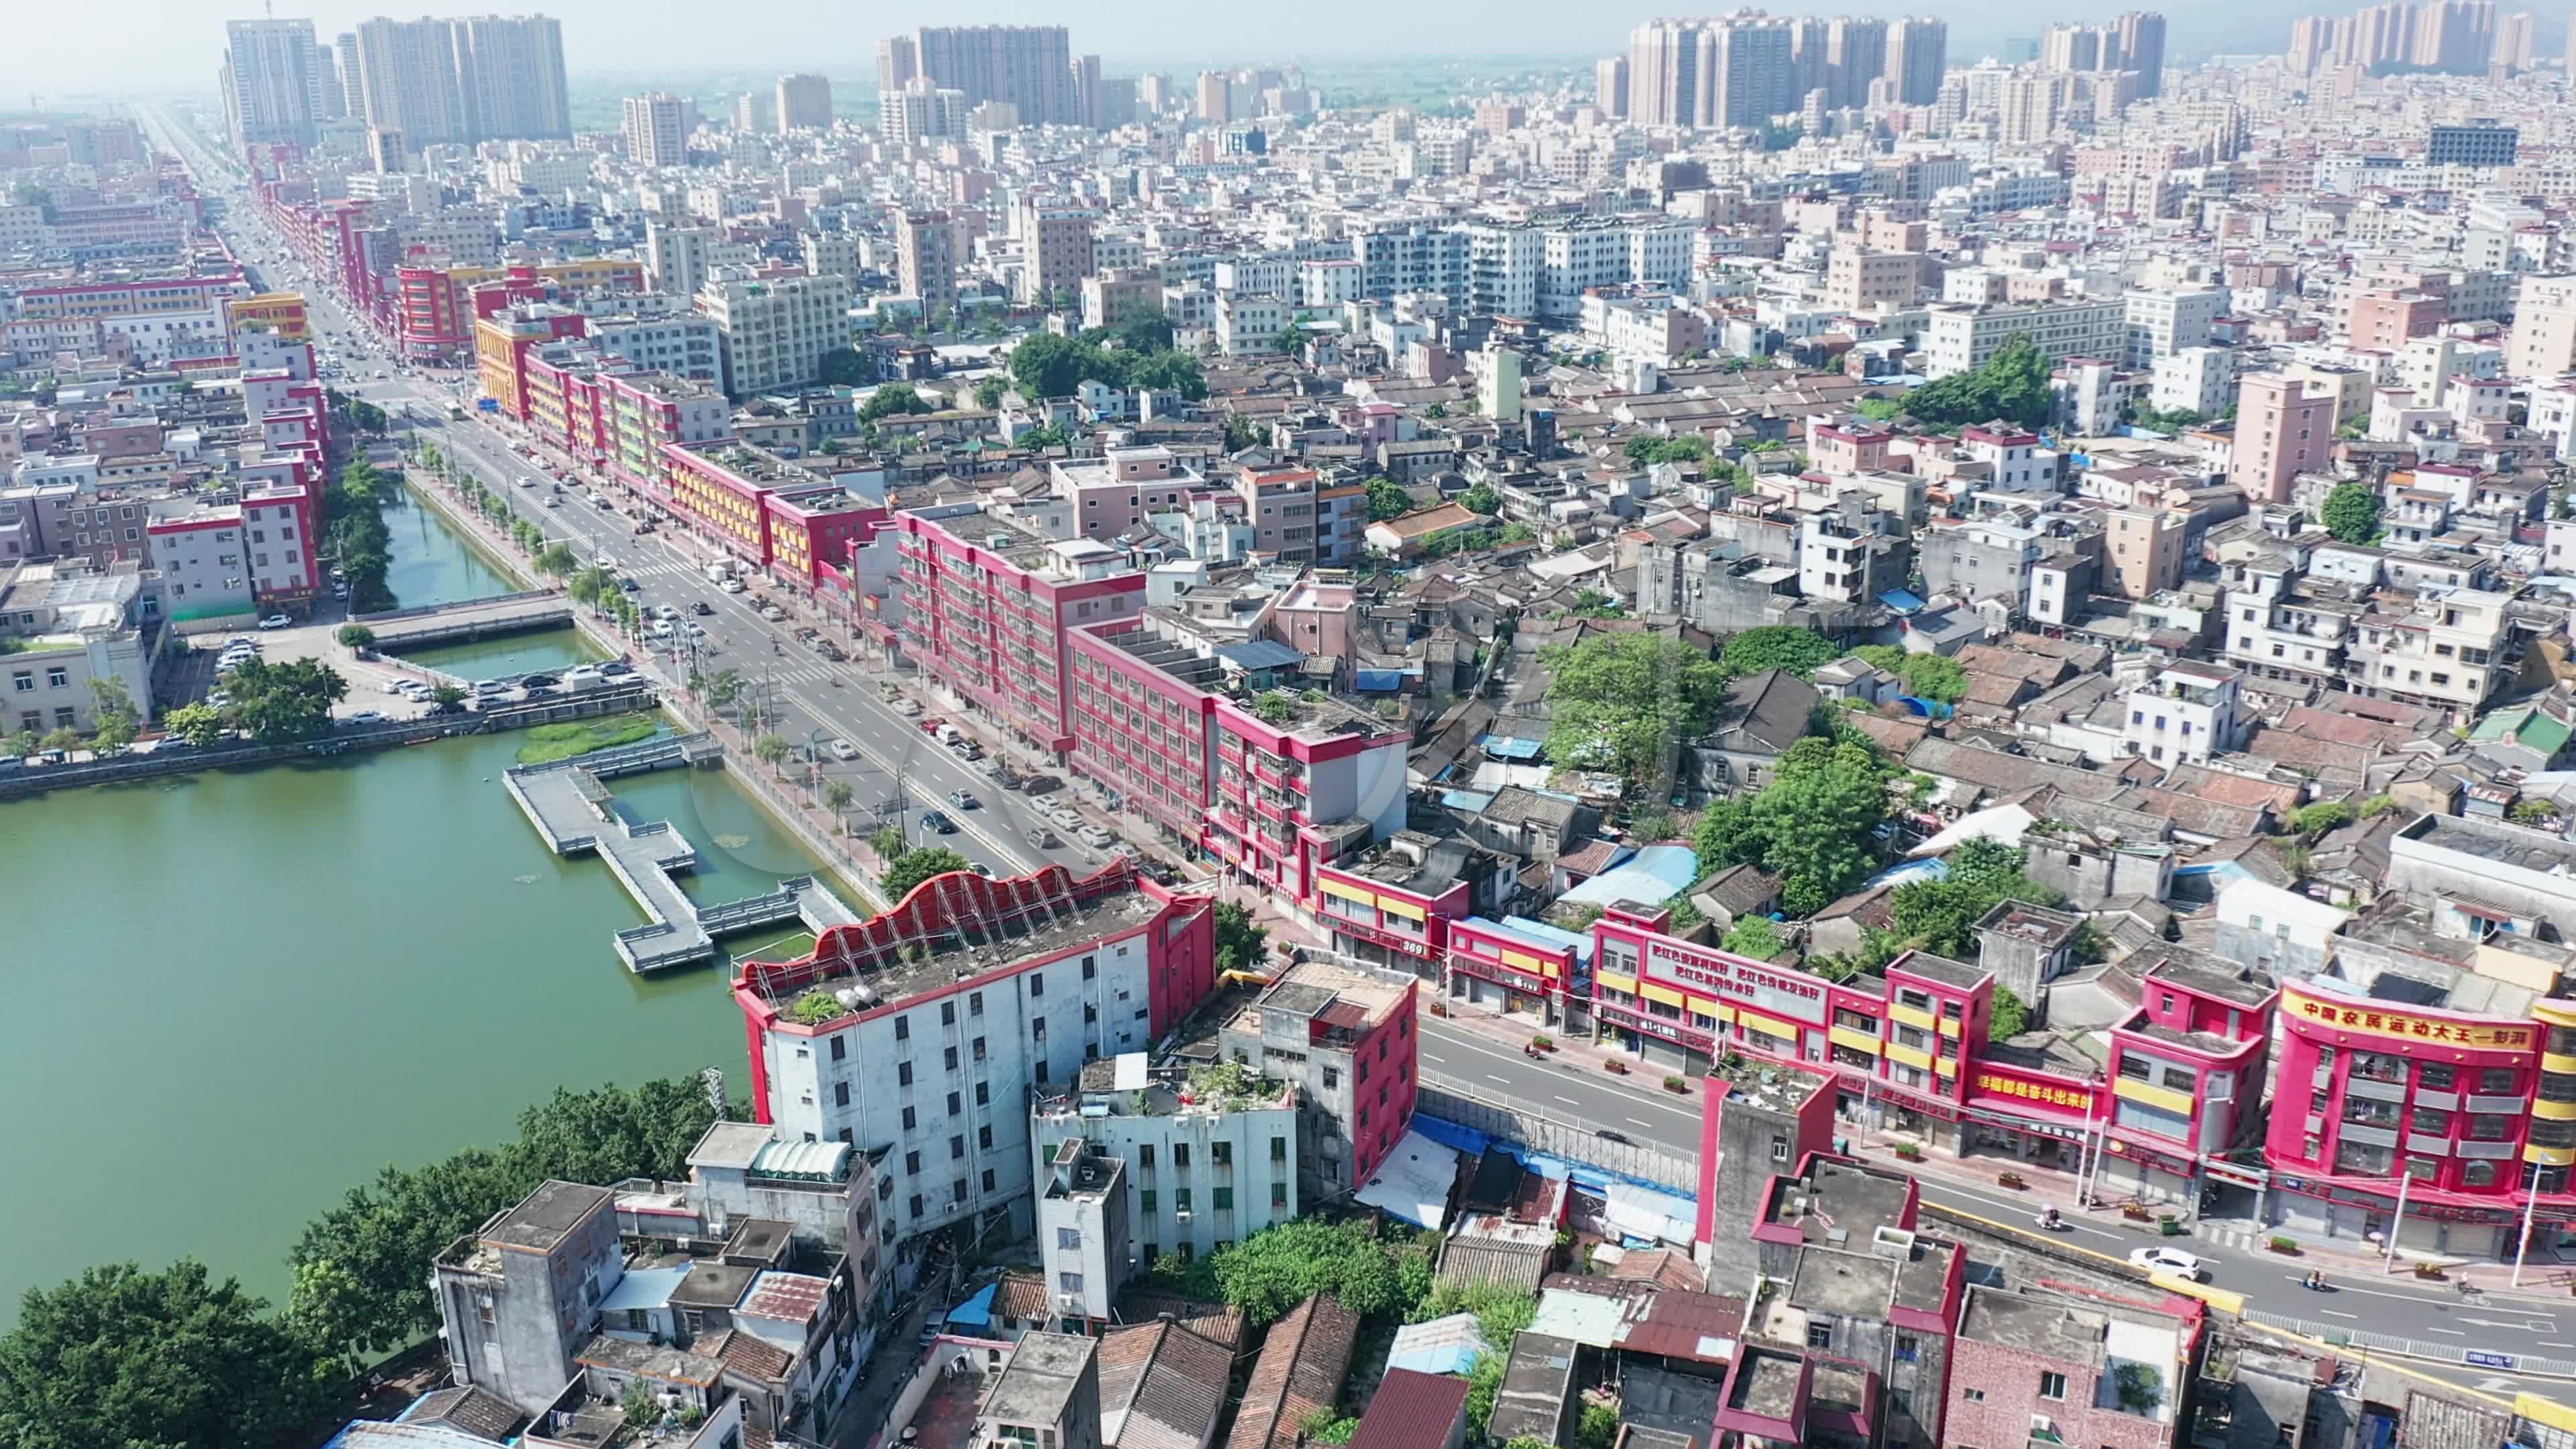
[0, 488, 837, 1324]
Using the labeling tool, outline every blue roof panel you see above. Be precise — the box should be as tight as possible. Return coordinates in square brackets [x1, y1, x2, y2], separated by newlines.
[1215, 639, 1305, 669]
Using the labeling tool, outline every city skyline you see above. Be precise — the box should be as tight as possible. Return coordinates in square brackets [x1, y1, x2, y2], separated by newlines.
[11, 0, 2349, 99]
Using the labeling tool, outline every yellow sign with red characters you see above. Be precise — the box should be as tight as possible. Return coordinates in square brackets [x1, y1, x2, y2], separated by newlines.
[2284, 986, 2534, 1050]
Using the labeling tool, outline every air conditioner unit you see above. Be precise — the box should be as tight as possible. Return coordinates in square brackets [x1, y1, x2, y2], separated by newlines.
[1058, 1293, 1083, 1309]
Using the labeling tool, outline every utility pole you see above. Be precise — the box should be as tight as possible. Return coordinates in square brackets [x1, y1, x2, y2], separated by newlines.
[2382, 1163, 2413, 1273]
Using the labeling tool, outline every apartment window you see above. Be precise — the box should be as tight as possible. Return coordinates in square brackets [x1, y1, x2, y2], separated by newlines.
[976, 1081, 991, 1106]
[1895, 1336, 1919, 1363]
[1174, 1143, 1190, 1168]
[2420, 1063, 2456, 1090]
[1271, 1181, 1289, 1208]
[834, 1082, 849, 1108]
[1138, 1144, 1155, 1169]
[905, 1150, 920, 1174]
[830, 1035, 846, 1061]
[1214, 1185, 1234, 1210]
[1807, 1324, 1833, 1349]
[1323, 1066, 1338, 1089]
[45, 668, 66, 688]
[1271, 1135, 1288, 1162]
[1140, 1189, 1158, 1212]
[947, 1090, 962, 1116]
[1036, 1061, 1049, 1084]
[971, 991, 984, 1016]
[2039, 1372, 2068, 1400]
[944, 1044, 959, 1071]
[941, 1000, 957, 1025]
[898, 1061, 914, 1086]
[950, 1134, 966, 1159]
[2481, 1068, 2518, 1093]
[1175, 1188, 1192, 1211]
[1032, 1018, 1046, 1041]
[894, 1015, 910, 1042]
[902, 1106, 917, 1130]
[979, 1124, 994, 1149]
[1029, 972, 1044, 999]
[1082, 955, 1096, 979]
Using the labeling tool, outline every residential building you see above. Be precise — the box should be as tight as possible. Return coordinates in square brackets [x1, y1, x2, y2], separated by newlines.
[0, 562, 156, 734]
[2103, 506, 2188, 600]
[1924, 299, 2129, 380]
[912, 25, 1075, 125]
[221, 19, 329, 150]
[2229, 372, 2334, 504]
[1032, 1055, 1300, 1286]
[2121, 662, 2246, 766]
[897, 209, 959, 316]
[981, 1334, 1104, 1449]
[888, 500, 1146, 757]
[1216, 960, 1419, 1201]
[775, 73, 833, 131]
[699, 272, 853, 397]
[433, 1180, 623, 1415]
[735, 863, 1217, 1254]
[622, 92, 688, 168]
[1018, 198, 1097, 306]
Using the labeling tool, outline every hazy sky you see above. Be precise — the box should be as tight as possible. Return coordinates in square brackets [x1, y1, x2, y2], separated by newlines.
[17, 0, 2291, 99]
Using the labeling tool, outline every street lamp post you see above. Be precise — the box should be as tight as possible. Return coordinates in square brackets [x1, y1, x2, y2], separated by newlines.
[2381, 1162, 2414, 1274]
[2513, 1163, 2547, 1288]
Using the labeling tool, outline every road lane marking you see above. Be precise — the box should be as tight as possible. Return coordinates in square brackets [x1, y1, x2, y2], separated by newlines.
[1486, 1075, 1511, 1087]
[2318, 1309, 2359, 1319]
[1556, 1097, 1583, 1108]
[2425, 1326, 2467, 1336]
[1627, 1118, 1655, 1129]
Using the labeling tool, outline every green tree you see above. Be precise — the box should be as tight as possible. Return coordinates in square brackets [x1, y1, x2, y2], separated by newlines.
[974, 376, 1009, 409]
[1853, 396, 1904, 422]
[869, 823, 908, 861]
[1624, 434, 1712, 466]
[88, 679, 140, 755]
[1722, 914, 1785, 961]
[509, 1077, 731, 1189]
[882, 846, 973, 898]
[1208, 1218, 1428, 1325]
[2286, 799, 2355, 835]
[1850, 645, 1969, 704]
[817, 348, 871, 387]
[704, 668, 745, 711]
[1542, 633, 1734, 781]
[0, 1260, 335, 1449]
[1458, 480, 1503, 516]
[429, 684, 468, 710]
[1214, 901, 1269, 972]
[1989, 984, 2031, 1039]
[1273, 322, 1307, 357]
[38, 726, 79, 754]
[823, 779, 856, 824]
[1363, 475, 1413, 521]
[1694, 795, 1768, 873]
[532, 543, 576, 577]
[161, 702, 229, 747]
[858, 382, 936, 421]
[1753, 738, 1889, 915]
[221, 656, 350, 743]
[1577, 1403, 1622, 1449]
[1721, 625, 1839, 680]
[1887, 839, 2061, 957]
[1900, 335, 2055, 430]
[2321, 482, 2382, 544]
[753, 732, 792, 774]
[335, 624, 376, 649]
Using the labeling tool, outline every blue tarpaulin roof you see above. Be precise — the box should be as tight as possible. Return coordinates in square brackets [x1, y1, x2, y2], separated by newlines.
[1410, 1114, 1492, 1158]
[1355, 668, 1405, 692]
[1561, 845, 1701, 908]
[1879, 588, 1927, 613]
[1443, 789, 1498, 812]
[946, 1282, 998, 1328]
[1216, 640, 1305, 670]
[1480, 734, 1544, 761]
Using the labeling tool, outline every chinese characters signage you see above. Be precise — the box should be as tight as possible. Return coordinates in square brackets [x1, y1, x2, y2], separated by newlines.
[2284, 987, 2533, 1050]
[1643, 936, 1826, 1026]
[1970, 1069, 2094, 1116]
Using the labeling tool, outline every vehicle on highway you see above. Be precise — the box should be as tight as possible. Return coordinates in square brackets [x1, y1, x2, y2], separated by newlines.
[517, 474, 538, 488]
[704, 561, 733, 584]
[647, 620, 674, 640]
[653, 605, 679, 621]
[617, 576, 640, 592]
[692, 601, 714, 616]
[918, 809, 957, 835]
[592, 553, 614, 569]
[2127, 1247, 2207, 1281]
[969, 861, 995, 878]
[1077, 824, 1115, 849]
[761, 605, 788, 623]
[472, 679, 511, 697]
[949, 789, 979, 810]
[720, 576, 745, 593]
[545, 495, 562, 507]
[599, 661, 635, 678]
[258, 614, 291, 629]
[343, 710, 386, 725]
[633, 522, 654, 535]
[829, 739, 859, 761]
[949, 740, 982, 762]
[588, 491, 611, 508]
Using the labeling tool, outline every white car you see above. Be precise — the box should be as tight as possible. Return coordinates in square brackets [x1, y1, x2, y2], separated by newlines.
[258, 614, 292, 629]
[830, 739, 860, 761]
[761, 605, 787, 623]
[720, 577, 747, 594]
[1077, 824, 1115, 849]
[2127, 1247, 2207, 1281]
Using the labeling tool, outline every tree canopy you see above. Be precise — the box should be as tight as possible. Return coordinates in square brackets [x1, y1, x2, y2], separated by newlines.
[1849, 644, 1970, 704]
[1541, 633, 1734, 782]
[1458, 480, 1503, 516]
[1886, 838, 2061, 957]
[1008, 331, 1206, 400]
[1696, 735, 1890, 916]
[1205, 1218, 1435, 1326]
[1900, 336, 2054, 431]
[857, 382, 936, 422]
[882, 845, 974, 898]
[2322, 482, 2382, 544]
[1214, 901, 1269, 973]
[0, 1260, 335, 1449]
[1624, 434, 1712, 466]
[323, 459, 394, 612]
[1362, 476, 1413, 521]
[1721, 626, 1839, 680]
[220, 657, 349, 743]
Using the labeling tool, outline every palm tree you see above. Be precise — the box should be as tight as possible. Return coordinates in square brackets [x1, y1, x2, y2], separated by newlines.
[753, 733, 792, 775]
[705, 669, 744, 711]
[824, 779, 855, 830]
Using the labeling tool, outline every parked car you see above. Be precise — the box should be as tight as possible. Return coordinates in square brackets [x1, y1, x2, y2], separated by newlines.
[760, 605, 788, 623]
[918, 809, 957, 835]
[948, 789, 979, 810]
[719, 576, 746, 593]
[343, 710, 386, 725]
[2127, 1247, 2207, 1281]
[1077, 824, 1115, 849]
[599, 661, 635, 678]
[691, 600, 714, 616]
[892, 698, 922, 717]
[1025, 826, 1059, 850]
[258, 614, 291, 629]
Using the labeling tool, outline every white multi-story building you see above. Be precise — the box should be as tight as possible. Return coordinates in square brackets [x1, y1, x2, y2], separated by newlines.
[585, 311, 722, 384]
[1924, 299, 2129, 379]
[737, 876, 1216, 1255]
[699, 271, 853, 397]
[1031, 1055, 1300, 1289]
[1214, 293, 1289, 356]
[1538, 219, 1692, 321]
[0, 562, 155, 736]
[2151, 345, 2239, 418]
[2122, 662, 2246, 767]
[2343, 588, 2510, 720]
[2123, 286, 2228, 366]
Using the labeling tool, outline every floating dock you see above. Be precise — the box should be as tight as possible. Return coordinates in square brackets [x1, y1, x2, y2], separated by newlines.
[502, 733, 858, 972]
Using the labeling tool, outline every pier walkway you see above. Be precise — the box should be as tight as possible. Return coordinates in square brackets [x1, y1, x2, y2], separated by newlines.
[502, 733, 853, 972]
